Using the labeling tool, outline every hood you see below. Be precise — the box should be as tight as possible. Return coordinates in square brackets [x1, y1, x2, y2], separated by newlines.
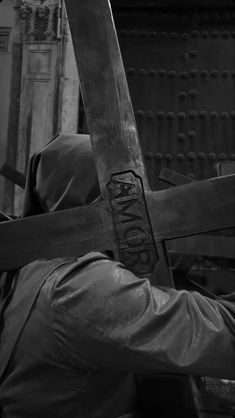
[22, 133, 100, 217]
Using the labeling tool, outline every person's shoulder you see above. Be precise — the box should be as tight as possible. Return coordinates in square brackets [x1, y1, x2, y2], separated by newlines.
[49, 252, 136, 304]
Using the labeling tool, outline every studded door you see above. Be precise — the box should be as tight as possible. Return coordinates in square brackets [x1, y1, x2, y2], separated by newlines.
[112, 8, 235, 189]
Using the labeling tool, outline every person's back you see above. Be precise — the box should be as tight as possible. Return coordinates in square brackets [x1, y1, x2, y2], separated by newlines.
[0, 134, 234, 418]
[0, 255, 140, 418]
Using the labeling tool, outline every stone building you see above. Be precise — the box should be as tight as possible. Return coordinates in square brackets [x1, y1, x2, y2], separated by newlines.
[0, 0, 79, 215]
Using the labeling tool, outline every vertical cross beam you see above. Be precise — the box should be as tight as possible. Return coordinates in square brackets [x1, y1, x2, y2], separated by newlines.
[65, 0, 173, 285]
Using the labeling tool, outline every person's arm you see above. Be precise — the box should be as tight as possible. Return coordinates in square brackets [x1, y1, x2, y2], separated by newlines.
[50, 258, 234, 379]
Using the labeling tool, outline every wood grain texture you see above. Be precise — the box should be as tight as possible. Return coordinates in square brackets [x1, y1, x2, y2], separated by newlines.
[65, 0, 148, 192]
[1, 174, 234, 271]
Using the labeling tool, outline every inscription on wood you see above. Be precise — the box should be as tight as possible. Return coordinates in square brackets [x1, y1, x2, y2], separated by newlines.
[107, 171, 159, 276]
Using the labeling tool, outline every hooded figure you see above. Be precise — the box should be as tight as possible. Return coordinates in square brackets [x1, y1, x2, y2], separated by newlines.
[22, 133, 100, 216]
[0, 133, 234, 418]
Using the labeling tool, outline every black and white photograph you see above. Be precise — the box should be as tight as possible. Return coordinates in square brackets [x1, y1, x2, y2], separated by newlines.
[0, 1, 234, 417]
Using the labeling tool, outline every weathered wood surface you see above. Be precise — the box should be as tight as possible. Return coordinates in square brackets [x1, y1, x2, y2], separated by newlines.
[65, 0, 173, 282]
[147, 174, 235, 241]
[158, 168, 195, 186]
[1, 0, 234, 278]
[65, 0, 148, 190]
[1, 174, 234, 272]
[159, 169, 235, 265]
[0, 202, 113, 272]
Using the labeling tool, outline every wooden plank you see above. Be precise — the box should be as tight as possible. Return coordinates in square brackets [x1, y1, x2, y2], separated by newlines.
[1, 174, 234, 272]
[158, 168, 194, 187]
[65, 0, 172, 283]
[0, 163, 26, 189]
[168, 235, 235, 259]
[148, 174, 235, 241]
[65, 0, 148, 190]
[0, 202, 113, 272]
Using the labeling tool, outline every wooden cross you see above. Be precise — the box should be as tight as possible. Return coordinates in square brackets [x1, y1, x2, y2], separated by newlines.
[1, 2, 234, 416]
[1, 0, 235, 286]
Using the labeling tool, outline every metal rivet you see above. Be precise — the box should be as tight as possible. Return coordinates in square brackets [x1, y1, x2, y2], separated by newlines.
[210, 111, 218, 118]
[192, 30, 200, 38]
[189, 90, 198, 97]
[140, 30, 148, 37]
[179, 92, 187, 99]
[190, 50, 198, 58]
[127, 68, 135, 76]
[198, 152, 206, 160]
[155, 152, 163, 160]
[136, 110, 144, 118]
[177, 133, 186, 141]
[202, 31, 209, 38]
[138, 69, 146, 76]
[170, 32, 178, 39]
[211, 69, 219, 77]
[148, 69, 157, 77]
[165, 153, 173, 161]
[150, 31, 157, 38]
[158, 69, 166, 77]
[167, 112, 175, 119]
[199, 111, 207, 118]
[200, 70, 208, 78]
[177, 153, 184, 161]
[130, 30, 138, 37]
[222, 70, 230, 78]
[204, 260, 212, 269]
[180, 52, 188, 61]
[189, 111, 197, 118]
[222, 31, 230, 39]
[219, 153, 227, 160]
[159, 32, 167, 38]
[221, 112, 229, 119]
[180, 71, 188, 79]
[157, 111, 165, 119]
[188, 152, 196, 160]
[188, 131, 197, 140]
[230, 111, 235, 119]
[178, 112, 186, 119]
[188, 173, 196, 179]
[145, 152, 153, 160]
[190, 69, 198, 77]
[146, 111, 154, 118]
[212, 31, 220, 38]
[209, 152, 216, 160]
[182, 33, 189, 40]
[169, 71, 176, 78]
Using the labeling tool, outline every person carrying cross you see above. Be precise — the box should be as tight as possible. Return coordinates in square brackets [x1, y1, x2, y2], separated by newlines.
[0, 133, 234, 418]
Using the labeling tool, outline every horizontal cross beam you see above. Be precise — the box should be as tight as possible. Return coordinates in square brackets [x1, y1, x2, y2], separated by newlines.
[1, 174, 234, 272]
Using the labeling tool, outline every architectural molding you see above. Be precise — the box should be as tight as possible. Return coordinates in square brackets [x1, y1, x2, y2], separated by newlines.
[19, 1, 61, 42]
